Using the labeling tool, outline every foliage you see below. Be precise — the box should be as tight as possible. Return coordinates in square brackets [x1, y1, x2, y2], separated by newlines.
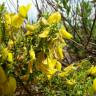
[34, 59, 95, 96]
[34, 0, 96, 60]
[0, 1, 96, 95]
[0, 3, 73, 95]
[55, 0, 96, 60]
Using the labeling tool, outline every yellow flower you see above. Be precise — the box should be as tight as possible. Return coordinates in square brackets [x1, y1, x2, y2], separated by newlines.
[39, 28, 50, 38]
[40, 17, 49, 25]
[12, 14, 24, 28]
[58, 64, 76, 77]
[59, 27, 73, 39]
[64, 64, 76, 72]
[4, 13, 12, 27]
[48, 12, 61, 24]
[93, 78, 96, 93]
[55, 61, 62, 71]
[47, 69, 57, 75]
[59, 38, 67, 47]
[66, 79, 76, 85]
[58, 71, 68, 77]
[18, 4, 31, 18]
[8, 39, 14, 46]
[7, 52, 13, 63]
[55, 46, 64, 59]
[88, 66, 96, 76]
[47, 75, 52, 80]
[5, 13, 24, 28]
[47, 58, 56, 69]
[1, 48, 9, 60]
[26, 24, 38, 31]
[4, 14, 15, 32]
[25, 31, 32, 36]
[29, 47, 35, 60]
[38, 63, 57, 75]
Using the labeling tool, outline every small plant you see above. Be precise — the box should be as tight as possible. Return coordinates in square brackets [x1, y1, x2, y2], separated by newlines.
[0, 4, 73, 95]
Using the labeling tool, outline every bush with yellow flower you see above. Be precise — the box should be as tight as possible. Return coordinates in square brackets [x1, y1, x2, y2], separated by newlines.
[0, 3, 96, 96]
[0, 3, 74, 95]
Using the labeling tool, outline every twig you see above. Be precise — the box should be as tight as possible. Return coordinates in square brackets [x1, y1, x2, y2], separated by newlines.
[71, 39, 84, 48]
[85, 4, 96, 47]
[9, 0, 17, 12]
[17, 0, 19, 12]
[89, 42, 96, 46]
[6, 0, 12, 12]
[35, 0, 42, 18]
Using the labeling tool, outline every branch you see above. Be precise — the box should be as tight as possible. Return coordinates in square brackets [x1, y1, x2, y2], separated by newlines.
[35, 0, 42, 19]
[85, 4, 96, 47]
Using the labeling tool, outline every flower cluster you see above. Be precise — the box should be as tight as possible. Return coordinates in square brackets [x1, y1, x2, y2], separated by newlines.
[24, 11, 73, 79]
[1, 4, 73, 79]
[0, 4, 73, 95]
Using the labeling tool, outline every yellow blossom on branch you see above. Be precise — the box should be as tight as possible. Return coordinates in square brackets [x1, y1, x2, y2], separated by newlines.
[29, 47, 36, 60]
[40, 17, 49, 25]
[58, 71, 68, 77]
[48, 12, 61, 24]
[39, 28, 50, 38]
[7, 52, 13, 63]
[59, 27, 73, 39]
[66, 79, 76, 85]
[93, 78, 96, 93]
[47, 58, 56, 69]
[55, 45, 64, 60]
[55, 61, 62, 71]
[12, 14, 24, 28]
[87, 66, 96, 76]
[18, 4, 31, 18]
[26, 23, 38, 31]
